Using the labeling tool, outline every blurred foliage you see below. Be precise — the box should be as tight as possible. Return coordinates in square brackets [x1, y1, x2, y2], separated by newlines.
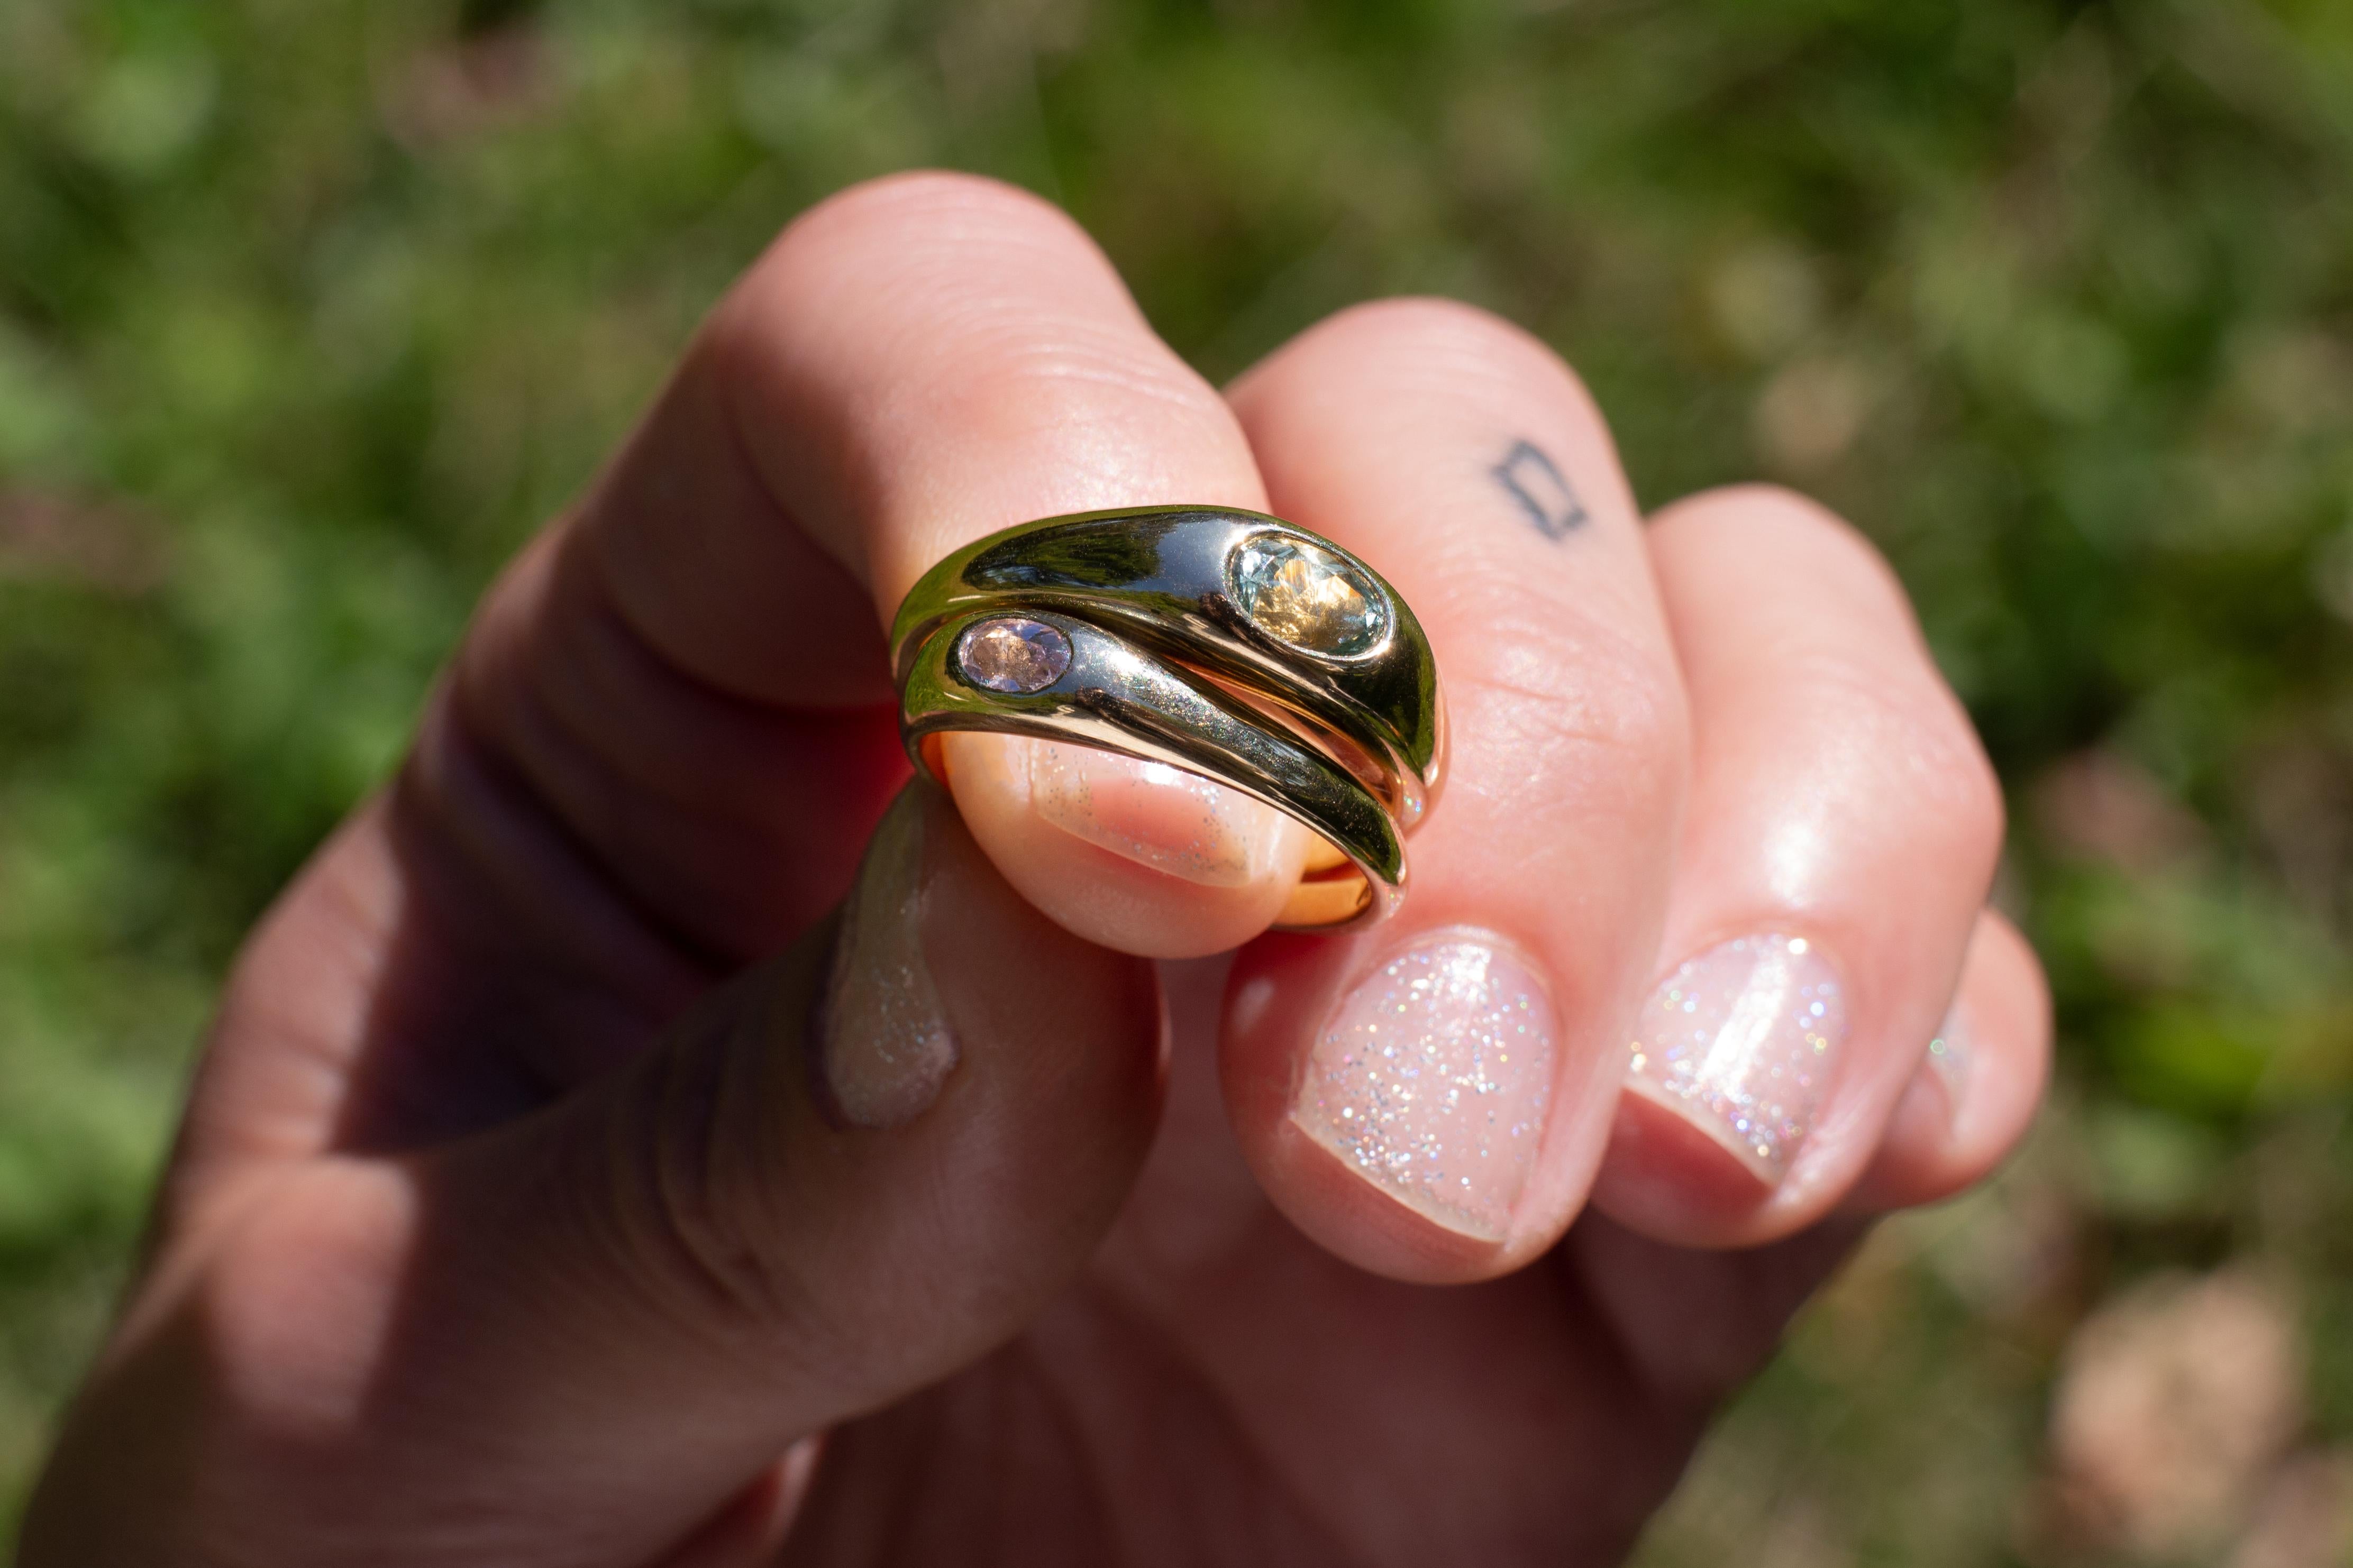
[3, 0, 2352, 1557]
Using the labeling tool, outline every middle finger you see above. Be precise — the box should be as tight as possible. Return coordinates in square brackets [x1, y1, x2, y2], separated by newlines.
[1219, 299, 1693, 1280]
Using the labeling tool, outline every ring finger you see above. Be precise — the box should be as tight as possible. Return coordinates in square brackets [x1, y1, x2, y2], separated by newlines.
[1598, 483, 2007, 1245]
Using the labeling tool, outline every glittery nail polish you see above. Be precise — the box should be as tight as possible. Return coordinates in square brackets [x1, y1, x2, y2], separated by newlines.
[1625, 932, 1846, 1184]
[1291, 935, 1558, 1240]
[1027, 740, 1293, 887]
[820, 788, 958, 1129]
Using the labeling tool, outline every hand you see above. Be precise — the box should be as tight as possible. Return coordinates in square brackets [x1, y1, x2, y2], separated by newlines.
[22, 173, 2049, 1567]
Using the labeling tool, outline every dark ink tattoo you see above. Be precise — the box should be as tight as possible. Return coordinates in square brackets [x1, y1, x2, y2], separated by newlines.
[1492, 439, 1587, 540]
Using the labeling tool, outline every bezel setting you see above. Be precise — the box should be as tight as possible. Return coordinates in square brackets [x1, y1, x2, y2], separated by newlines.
[1227, 531, 1389, 659]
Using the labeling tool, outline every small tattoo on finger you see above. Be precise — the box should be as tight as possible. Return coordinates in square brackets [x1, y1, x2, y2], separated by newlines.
[1493, 439, 1587, 540]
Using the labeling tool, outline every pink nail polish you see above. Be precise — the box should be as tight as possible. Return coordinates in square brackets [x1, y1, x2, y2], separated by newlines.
[1625, 932, 1846, 1184]
[1291, 935, 1558, 1240]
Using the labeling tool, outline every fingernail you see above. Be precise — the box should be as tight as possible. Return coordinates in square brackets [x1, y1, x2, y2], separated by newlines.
[1027, 740, 1288, 887]
[1290, 934, 1558, 1240]
[819, 787, 958, 1129]
[1625, 932, 1847, 1184]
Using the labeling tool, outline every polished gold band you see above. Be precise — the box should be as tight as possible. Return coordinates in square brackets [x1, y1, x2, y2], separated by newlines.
[890, 506, 1443, 930]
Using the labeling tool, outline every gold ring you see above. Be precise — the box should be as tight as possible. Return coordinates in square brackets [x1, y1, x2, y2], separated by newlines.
[890, 506, 1444, 930]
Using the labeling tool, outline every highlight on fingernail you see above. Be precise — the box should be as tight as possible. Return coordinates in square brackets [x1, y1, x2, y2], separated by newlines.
[819, 788, 958, 1129]
[1625, 932, 1846, 1184]
[1290, 933, 1558, 1240]
[1027, 740, 1294, 887]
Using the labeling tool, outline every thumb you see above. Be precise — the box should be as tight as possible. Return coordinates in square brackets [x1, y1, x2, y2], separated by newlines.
[31, 783, 1163, 1567]
[413, 781, 1164, 1557]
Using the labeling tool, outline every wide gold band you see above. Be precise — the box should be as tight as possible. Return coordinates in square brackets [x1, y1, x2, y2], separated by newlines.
[890, 506, 1443, 930]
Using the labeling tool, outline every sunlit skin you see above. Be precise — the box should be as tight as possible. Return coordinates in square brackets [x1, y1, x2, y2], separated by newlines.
[22, 174, 2049, 1566]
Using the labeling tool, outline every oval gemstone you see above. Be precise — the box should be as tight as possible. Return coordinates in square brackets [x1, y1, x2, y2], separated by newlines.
[1230, 534, 1385, 656]
[957, 616, 1072, 693]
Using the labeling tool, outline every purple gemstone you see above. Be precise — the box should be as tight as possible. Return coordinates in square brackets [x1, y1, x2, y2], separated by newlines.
[957, 617, 1072, 694]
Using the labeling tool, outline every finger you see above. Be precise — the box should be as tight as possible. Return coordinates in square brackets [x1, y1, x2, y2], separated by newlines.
[182, 173, 1317, 1172]
[580, 169, 1307, 962]
[24, 787, 1164, 1565]
[38, 176, 1305, 1561]
[1847, 909, 2051, 1211]
[1591, 485, 2007, 1246]
[1218, 299, 1691, 1281]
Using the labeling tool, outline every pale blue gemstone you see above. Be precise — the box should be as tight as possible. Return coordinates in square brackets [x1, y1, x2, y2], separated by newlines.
[1230, 534, 1385, 656]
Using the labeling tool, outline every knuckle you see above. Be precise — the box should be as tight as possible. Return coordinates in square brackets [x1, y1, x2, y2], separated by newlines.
[1792, 645, 2004, 864]
[725, 175, 1231, 466]
[1305, 297, 1603, 417]
[1452, 593, 1689, 811]
[1667, 481, 1833, 528]
[772, 169, 1078, 268]
[1659, 483, 1917, 626]
[1656, 482, 1839, 540]
[1652, 483, 2004, 867]
[1328, 296, 1544, 360]
[207, 1173, 411, 1427]
[934, 315, 1227, 443]
[1904, 709, 2003, 863]
[598, 1000, 831, 1347]
[721, 171, 1120, 362]
[1946, 726, 2008, 860]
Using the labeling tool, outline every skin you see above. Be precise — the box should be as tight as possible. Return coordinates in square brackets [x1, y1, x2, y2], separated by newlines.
[20, 173, 2051, 1567]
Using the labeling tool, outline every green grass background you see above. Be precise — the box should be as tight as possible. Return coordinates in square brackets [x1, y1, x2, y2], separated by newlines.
[4, 0, 2352, 1557]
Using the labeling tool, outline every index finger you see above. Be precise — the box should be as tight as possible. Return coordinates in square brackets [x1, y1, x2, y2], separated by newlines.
[187, 173, 1311, 1169]
[543, 172, 1302, 960]
[573, 170, 1302, 959]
